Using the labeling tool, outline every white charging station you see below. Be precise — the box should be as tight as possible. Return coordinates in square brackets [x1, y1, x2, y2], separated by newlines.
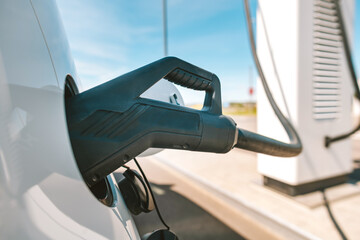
[256, 0, 355, 195]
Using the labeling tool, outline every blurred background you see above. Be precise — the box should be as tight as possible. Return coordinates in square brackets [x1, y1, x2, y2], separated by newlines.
[57, 1, 360, 239]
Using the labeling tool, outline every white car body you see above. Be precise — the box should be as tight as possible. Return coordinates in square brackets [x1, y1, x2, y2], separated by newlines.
[0, 0, 183, 239]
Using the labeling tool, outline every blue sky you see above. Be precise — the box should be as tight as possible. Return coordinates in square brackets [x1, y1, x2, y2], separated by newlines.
[57, 0, 360, 105]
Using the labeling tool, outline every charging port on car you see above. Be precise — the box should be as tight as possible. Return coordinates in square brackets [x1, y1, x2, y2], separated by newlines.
[64, 75, 116, 207]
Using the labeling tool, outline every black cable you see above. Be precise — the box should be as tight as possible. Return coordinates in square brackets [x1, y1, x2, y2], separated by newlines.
[122, 164, 130, 170]
[236, 128, 302, 157]
[241, 0, 302, 155]
[321, 189, 348, 240]
[325, 0, 360, 147]
[133, 157, 171, 230]
[334, 0, 360, 99]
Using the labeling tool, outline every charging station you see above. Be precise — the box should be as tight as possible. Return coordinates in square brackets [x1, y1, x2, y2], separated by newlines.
[257, 0, 355, 195]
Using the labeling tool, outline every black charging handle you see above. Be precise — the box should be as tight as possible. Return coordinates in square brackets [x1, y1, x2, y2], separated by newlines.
[66, 57, 238, 186]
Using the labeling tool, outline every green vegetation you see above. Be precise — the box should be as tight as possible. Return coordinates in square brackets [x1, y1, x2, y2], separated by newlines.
[187, 102, 257, 116]
[223, 102, 256, 116]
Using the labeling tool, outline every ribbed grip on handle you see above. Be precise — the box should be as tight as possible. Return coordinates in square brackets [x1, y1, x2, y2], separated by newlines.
[165, 68, 213, 91]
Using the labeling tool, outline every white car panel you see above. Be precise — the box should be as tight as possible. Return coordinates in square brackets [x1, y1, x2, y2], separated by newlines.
[0, 0, 140, 239]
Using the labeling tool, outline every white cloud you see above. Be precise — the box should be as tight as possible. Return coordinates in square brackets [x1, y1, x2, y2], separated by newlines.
[74, 60, 129, 90]
[70, 41, 127, 63]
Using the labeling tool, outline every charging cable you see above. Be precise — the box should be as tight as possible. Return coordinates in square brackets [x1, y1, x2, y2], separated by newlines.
[242, 0, 303, 154]
[133, 158, 171, 230]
